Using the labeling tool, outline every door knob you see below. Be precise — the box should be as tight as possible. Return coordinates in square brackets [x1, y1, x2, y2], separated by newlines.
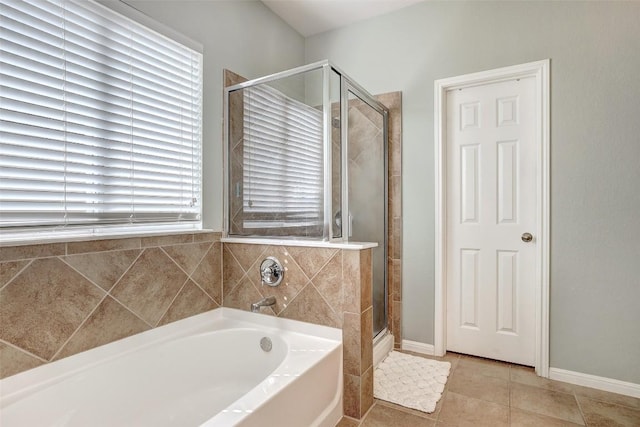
[521, 232, 533, 243]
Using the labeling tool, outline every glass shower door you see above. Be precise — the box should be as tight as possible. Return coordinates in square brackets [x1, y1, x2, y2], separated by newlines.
[345, 87, 388, 338]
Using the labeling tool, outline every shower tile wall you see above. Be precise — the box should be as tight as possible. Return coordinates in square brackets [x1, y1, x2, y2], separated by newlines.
[226, 70, 248, 236]
[0, 232, 222, 379]
[222, 242, 374, 419]
[377, 92, 402, 350]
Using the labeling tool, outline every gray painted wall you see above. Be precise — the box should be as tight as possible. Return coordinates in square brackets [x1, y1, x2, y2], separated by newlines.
[124, 0, 305, 231]
[305, 1, 640, 384]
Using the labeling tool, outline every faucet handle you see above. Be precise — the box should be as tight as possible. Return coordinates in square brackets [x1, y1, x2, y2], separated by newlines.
[260, 257, 284, 287]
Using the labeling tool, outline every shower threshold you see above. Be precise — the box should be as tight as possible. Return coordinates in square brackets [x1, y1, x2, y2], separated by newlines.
[373, 329, 394, 368]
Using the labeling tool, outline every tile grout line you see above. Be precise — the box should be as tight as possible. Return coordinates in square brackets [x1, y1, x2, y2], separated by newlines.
[572, 387, 640, 411]
[58, 255, 127, 295]
[291, 247, 340, 284]
[223, 271, 249, 303]
[105, 293, 155, 330]
[0, 259, 34, 293]
[48, 291, 111, 362]
[107, 249, 145, 295]
[221, 244, 246, 293]
[64, 238, 142, 257]
[226, 243, 268, 276]
[154, 276, 192, 327]
[280, 245, 312, 283]
[271, 280, 312, 317]
[184, 242, 224, 307]
[160, 241, 214, 279]
[0, 338, 49, 364]
[189, 275, 221, 306]
[108, 250, 145, 294]
[308, 280, 343, 321]
[572, 389, 589, 426]
[302, 250, 345, 318]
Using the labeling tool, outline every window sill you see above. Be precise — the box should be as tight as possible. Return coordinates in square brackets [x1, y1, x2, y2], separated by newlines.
[0, 227, 218, 248]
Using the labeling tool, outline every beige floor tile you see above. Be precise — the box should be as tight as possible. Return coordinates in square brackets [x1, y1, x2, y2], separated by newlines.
[511, 408, 584, 426]
[353, 353, 640, 427]
[375, 398, 439, 420]
[456, 356, 510, 380]
[510, 382, 585, 425]
[572, 384, 640, 410]
[442, 352, 462, 371]
[361, 403, 435, 427]
[577, 395, 640, 427]
[437, 391, 509, 426]
[447, 368, 509, 405]
[336, 416, 361, 427]
[510, 365, 574, 393]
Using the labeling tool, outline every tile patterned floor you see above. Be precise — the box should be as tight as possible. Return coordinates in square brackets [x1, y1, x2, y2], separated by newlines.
[337, 352, 640, 426]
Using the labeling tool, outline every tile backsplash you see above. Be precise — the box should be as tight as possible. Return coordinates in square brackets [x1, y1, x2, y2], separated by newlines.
[223, 243, 368, 327]
[0, 232, 222, 379]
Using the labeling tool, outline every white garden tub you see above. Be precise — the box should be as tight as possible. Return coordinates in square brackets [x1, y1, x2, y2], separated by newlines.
[0, 308, 343, 427]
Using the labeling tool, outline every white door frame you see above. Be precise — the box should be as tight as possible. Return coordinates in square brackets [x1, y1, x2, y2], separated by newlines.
[434, 60, 550, 377]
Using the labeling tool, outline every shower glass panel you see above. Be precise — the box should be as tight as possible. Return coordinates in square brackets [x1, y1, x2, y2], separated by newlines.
[330, 71, 342, 239]
[227, 68, 329, 238]
[346, 89, 387, 337]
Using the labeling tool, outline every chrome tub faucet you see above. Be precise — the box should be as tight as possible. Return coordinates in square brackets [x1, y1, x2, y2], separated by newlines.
[251, 296, 276, 313]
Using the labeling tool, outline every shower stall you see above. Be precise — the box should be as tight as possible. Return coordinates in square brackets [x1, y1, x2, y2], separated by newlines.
[224, 60, 389, 339]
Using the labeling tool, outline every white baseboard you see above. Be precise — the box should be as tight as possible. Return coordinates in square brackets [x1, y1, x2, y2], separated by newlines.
[549, 367, 640, 399]
[401, 339, 435, 356]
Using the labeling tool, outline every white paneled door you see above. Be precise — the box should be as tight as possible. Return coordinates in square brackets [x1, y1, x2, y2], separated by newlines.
[446, 77, 536, 366]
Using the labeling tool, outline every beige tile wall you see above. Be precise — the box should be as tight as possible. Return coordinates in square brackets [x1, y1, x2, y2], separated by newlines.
[0, 232, 222, 379]
[223, 242, 374, 418]
[377, 91, 403, 350]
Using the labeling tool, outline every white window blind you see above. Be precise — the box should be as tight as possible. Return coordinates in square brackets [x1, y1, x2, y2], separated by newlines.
[0, 0, 202, 233]
[243, 85, 323, 228]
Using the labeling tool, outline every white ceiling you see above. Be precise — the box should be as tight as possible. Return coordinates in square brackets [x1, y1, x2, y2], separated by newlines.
[261, 0, 424, 37]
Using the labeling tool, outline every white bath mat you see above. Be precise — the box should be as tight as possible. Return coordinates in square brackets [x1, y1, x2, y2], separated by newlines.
[374, 351, 451, 413]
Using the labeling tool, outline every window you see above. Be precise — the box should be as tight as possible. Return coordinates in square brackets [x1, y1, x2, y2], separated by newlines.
[0, 0, 203, 238]
[242, 84, 323, 231]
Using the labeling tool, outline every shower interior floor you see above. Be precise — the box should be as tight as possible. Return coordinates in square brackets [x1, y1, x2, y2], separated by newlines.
[337, 351, 640, 426]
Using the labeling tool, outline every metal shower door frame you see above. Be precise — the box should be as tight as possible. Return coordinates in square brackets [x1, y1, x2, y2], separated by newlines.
[223, 60, 389, 246]
[340, 77, 390, 336]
